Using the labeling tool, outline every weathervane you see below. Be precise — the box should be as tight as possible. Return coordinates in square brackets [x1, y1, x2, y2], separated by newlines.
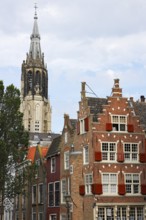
[34, 3, 38, 19]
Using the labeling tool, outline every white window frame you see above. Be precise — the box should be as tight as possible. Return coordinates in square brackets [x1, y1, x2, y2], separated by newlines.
[64, 132, 68, 144]
[64, 151, 69, 170]
[125, 173, 140, 194]
[49, 214, 57, 220]
[38, 212, 43, 220]
[111, 115, 127, 132]
[102, 173, 117, 195]
[48, 182, 54, 207]
[83, 146, 89, 164]
[85, 173, 93, 195]
[51, 157, 56, 173]
[38, 183, 43, 204]
[61, 179, 67, 203]
[124, 143, 138, 162]
[32, 212, 36, 220]
[101, 142, 117, 161]
[60, 214, 67, 220]
[80, 119, 85, 134]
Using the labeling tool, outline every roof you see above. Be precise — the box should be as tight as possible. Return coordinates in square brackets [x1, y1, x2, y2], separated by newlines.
[27, 146, 36, 162]
[39, 147, 48, 158]
[87, 97, 108, 121]
[29, 132, 60, 142]
[133, 101, 146, 130]
[47, 135, 62, 157]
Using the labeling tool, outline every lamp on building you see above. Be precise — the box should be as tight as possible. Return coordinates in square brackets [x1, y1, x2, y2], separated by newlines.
[64, 193, 71, 220]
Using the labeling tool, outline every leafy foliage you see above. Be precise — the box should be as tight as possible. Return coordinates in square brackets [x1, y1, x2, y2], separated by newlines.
[0, 81, 29, 199]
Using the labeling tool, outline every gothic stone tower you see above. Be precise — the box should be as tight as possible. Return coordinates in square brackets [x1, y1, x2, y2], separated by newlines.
[20, 9, 51, 133]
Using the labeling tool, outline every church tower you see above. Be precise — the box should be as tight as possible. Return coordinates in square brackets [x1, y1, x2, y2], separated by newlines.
[20, 8, 51, 133]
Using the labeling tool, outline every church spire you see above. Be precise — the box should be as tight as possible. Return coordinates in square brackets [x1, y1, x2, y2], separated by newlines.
[28, 4, 42, 61]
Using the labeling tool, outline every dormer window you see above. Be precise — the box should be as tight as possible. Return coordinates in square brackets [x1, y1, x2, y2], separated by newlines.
[112, 115, 127, 132]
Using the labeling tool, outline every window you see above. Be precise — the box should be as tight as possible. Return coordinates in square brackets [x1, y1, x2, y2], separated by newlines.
[80, 119, 85, 134]
[125, 174, 140, 194]
[32, 185, 37, 204]
[61, 214, 67, 220]
[64, 132, 68, 144]
[83, 146, 89, 164]
[98, 207, 114, 220]
[51, 157, 56, 173]
[38, 184, 43, 204]
[50, 214, 57, 220]
[32, 213, 36, 220]
[61, 179, 67, 203]
[64, 151, 69, 170]
[124, 143, 138, 162]
[48, 182, 60, 207]
[48, 183, 54, 206]
[85, 174, 93, 194]
[102, 173, 117, 194]
[112, 115, 127, 131]
[38, 212, 43, 220]
[55, 182, 60, 206]
[102, 142, 116, 161]
[129, 206, 144, 220]
[117, 207, 126, 219]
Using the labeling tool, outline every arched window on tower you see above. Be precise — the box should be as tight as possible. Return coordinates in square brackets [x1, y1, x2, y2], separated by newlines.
[42, 72, 46, 97]
[27, 71, 32, 92]
[35, 71, 40, 86]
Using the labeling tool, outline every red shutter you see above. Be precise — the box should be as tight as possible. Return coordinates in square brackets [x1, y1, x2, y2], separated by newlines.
[117, 153, 124, 162]
[77, 121, 80, 135]
[118, 184, 126, 195]
[127, 124, 134, 132]
[79, 185, 85, 196]
[95, 152, 102, 161]
[106, 123, 112, 131]
[84, 117, 89, 131]
[139, 153, 146, 162]
[92, 184, 102, 194]
[141, 184, 146, 195]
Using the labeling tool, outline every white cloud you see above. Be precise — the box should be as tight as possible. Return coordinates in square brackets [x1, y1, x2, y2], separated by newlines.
[0, 0, 146, 132]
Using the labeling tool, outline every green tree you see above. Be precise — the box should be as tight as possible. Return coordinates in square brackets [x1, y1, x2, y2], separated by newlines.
[0, 81, 29, 202]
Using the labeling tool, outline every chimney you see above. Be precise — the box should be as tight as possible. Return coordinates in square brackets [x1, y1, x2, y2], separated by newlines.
[140, 95, 145, 102]
[64, 114, 69, 128]
[111, 79, 122, 97]
[81, 82, 86, 99]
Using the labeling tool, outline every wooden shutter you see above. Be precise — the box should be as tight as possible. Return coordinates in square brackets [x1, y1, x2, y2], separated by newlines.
[127, 124, 134, 132]
[106, 123, 112, 131]
[117, 153, 124, 162]
[79, 185, 85, 196]
[92, 183, 102, 194]
[118, 184, 126, 195]
[84, 117, 89, 132]
[77, 121, 80, 135]
[139, 153, 146, 163]
[95, 152, 102, 161]
[141, 184, 146, 195]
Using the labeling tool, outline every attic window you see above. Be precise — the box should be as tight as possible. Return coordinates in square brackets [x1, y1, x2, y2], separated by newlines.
[112, 115, 127, 132]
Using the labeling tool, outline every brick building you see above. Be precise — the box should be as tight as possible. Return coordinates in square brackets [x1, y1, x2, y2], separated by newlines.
[66, 79, 146, 220]
[46, 135, 61, 220]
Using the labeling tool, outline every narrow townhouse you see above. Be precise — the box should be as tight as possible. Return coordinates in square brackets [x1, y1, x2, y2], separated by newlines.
[69, 79, 146, 220]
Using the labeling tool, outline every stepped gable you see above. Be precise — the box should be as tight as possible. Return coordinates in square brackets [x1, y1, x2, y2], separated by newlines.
[47, 135, 62, 157]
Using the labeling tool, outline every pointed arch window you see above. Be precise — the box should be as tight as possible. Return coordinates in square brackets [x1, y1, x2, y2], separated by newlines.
[27, 71, 32, 90]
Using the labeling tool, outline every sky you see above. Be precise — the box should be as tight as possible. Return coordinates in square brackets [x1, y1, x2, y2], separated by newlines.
[0, 0, 146, 133]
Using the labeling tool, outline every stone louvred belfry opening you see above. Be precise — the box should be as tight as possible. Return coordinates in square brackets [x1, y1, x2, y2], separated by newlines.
[20, 7, 51, 133]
